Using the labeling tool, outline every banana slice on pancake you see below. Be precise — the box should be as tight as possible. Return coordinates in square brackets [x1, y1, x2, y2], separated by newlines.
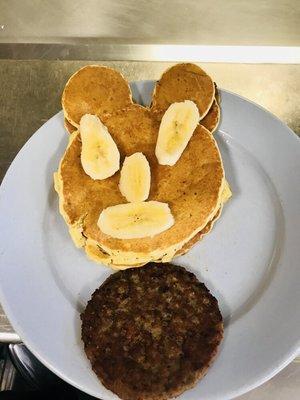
[155, 100, 199, 166]
[80, 114, 120, 180]
[98, 201, 174, 239]
[119, 152, 151, 202]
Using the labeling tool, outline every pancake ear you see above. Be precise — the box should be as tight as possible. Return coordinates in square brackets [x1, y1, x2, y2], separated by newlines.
[151, 63, 215, 120]
[200, 83, 220, 133]
[62, 65, 133, 127]
[200, 99, 220, 133]
[64, 118, 77, 134]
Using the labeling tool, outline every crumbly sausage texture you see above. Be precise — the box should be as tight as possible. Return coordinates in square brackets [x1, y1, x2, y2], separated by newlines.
[81, 263, 223, 400]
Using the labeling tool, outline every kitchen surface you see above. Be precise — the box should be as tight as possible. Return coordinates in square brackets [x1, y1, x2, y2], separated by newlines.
[0, 1, 299, 399]
[0, 0, 298, 46]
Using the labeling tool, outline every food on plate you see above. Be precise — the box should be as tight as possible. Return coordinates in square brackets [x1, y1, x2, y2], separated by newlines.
[62, 65, 132, 127]
[151, 63, 215, 119]
[98, 201, 174, 240]
[119, 152, 151, 202]
[174, 206, 222, 258]
[64, 118, 76, 134]
[54, 120, 224, 267]
[80, 114, 120, 180]
[81, 263, 223, 400]
[201, 99, 220, 133]
[155, 100, 200, 166]
[55, 63, 231, 269]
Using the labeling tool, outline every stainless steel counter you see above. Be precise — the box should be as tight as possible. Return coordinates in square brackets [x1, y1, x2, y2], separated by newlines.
[0, 0, 299, 47]
[0, 59, 299, 397]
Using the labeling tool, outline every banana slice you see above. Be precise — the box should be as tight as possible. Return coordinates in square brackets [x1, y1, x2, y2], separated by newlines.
[98, 201, 174, 239]
[119, 152, 151, 202]
[80, 114, 120, 180]
[155, 100, 200, 166]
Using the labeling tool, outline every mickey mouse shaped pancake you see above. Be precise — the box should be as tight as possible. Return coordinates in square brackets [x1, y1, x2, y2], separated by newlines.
[54, 64, 231, 269]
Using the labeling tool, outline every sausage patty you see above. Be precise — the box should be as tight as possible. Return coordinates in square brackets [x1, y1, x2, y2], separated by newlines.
[81, 263, 223, 400]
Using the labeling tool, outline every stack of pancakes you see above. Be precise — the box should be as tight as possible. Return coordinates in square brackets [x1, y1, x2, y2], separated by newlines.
[54, 63, 231, 269]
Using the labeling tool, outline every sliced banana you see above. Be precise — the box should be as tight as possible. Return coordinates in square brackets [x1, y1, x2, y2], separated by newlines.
[80, 114, 120, 180]
[119, 152, 151, 202]
[98, 201, 174, 239]
[155, 100, 200, 166]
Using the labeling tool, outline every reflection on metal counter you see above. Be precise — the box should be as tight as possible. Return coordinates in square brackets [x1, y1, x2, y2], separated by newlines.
[0, 0, 299, 47]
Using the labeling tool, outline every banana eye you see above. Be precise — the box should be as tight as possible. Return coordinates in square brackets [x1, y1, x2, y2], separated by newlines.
[80, 114, 120, 180]
[155, 100, 199, 166]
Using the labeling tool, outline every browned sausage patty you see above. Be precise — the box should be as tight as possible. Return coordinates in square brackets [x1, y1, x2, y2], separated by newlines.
[81, 263, 223, 400]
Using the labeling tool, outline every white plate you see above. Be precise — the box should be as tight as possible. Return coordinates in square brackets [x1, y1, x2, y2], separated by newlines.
[0, 81, 300, 400]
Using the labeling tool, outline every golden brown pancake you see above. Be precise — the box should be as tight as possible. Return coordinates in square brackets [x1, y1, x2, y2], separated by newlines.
[62, 65, 132, 127]
[151, 63, 215, 119]
[175, 207, 222, 258]
[84, 206, 222, 269]
[64, 118, 77, 134]
[56, 105, 224, 265]
[56, 64, 231, 268]
[83, 184, 230, 268]
[201, 100, 220, 133]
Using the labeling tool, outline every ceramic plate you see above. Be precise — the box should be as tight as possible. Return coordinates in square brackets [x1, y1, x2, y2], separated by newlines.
[0, 81, 300, 400]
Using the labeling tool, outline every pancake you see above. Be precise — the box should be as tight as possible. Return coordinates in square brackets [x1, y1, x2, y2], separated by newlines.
[81, 263, 223, 400]
[151, 63, 215, 119]
[84, 206, 222, 269]
[176, 178, 232, 257]
[201, 99, 220, 133]
[56, 64, 230, 268]
[201, 85, 221, 133]
[54, 179, 230, 269]
[55, 105, 224, 266]
[175, 206, 222, 258]
[62, 65, 132, 127]
[83, 180, 231, 268]
[64, 118, 77, 134]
